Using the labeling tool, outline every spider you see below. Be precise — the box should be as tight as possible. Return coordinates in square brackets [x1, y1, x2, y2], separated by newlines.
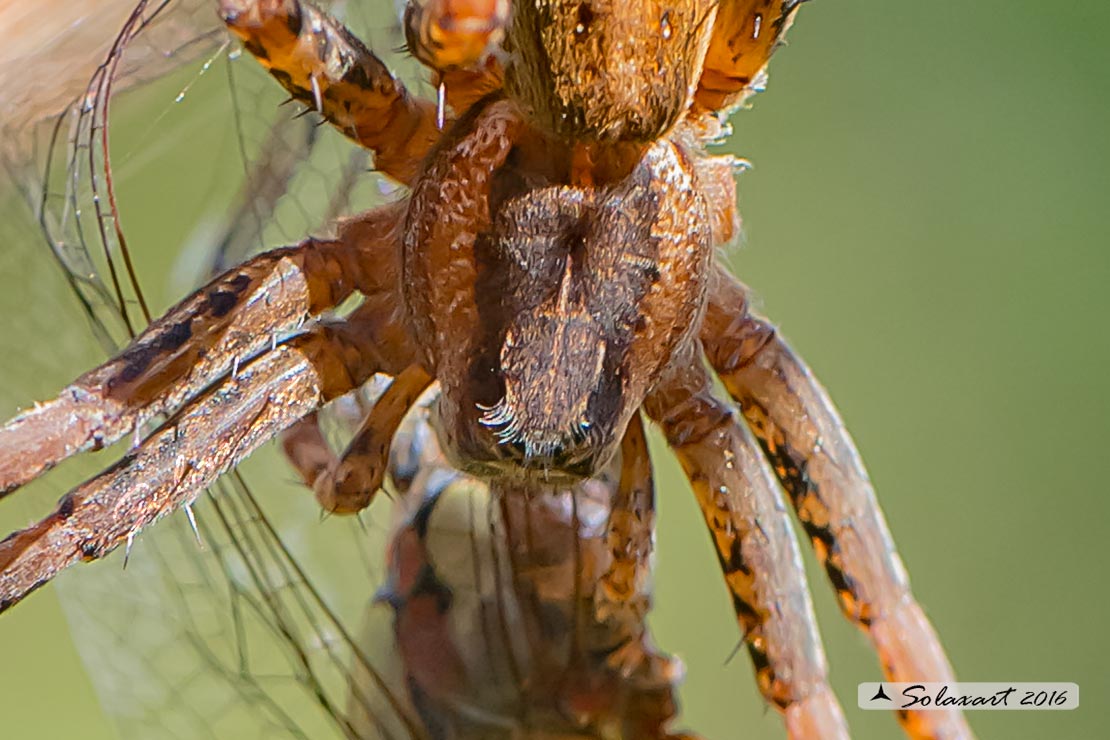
[0, 0, 975, 738]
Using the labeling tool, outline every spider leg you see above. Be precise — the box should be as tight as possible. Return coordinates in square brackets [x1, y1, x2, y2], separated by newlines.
[702, 271, 975, 740]
[694, 0, 807, 113]
[590, 421, 701, 739]
[0, 203, 406, 496]
[285, 363, 433, 515]
[645, 350, 850, 740]
[280, 288, 426, 512]
[221, 0, 442, 185]
[0, 317, 390, 612]
[434, 63, 505, 122]
[403, 0, 507, 117]
[596, 412, 655, 629]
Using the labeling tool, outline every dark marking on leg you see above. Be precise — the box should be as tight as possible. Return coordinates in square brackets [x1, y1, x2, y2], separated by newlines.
[57, 493, 75, 521]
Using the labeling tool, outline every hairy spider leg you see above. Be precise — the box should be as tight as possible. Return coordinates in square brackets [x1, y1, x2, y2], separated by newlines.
[646, 348, 851, 740]
[595, 412, 655, 633]
[695, 0, 808, 113]
[0, 316, 390, 612]
[221, 0, 505, 185]
[293, 364, 433, 515]
[403, 0, 507, 117]
[0, 199, 423, 599]
[703, 271, 975, 740]
[0, 205, 404, 495]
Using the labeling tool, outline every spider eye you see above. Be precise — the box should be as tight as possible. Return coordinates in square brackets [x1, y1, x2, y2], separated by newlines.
[660, 10, 673, 40]
[574, 3, 595, 37]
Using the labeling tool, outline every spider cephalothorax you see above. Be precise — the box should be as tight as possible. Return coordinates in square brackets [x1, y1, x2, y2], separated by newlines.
[405, 104, 713, 480]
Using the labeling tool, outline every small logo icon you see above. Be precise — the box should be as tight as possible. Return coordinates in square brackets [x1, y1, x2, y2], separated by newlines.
[870, 684, 892, 702]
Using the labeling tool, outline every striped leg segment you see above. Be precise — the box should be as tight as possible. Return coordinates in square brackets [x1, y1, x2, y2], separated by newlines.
[0, 321, 385, 612]
[0, 204, 405, 497]
[0, 240, 355, 496]
[403, 0, 508, 72]
[221, 0, 441, 185]
[595, 412, 655, 650]
[287, 363, 433, 515]
[695, 0, 808, 113]
[702, 270, 975, 740]
[404, 0, 507, 118]
[646, 352, 850, 740]
[279, 284, 425, 513]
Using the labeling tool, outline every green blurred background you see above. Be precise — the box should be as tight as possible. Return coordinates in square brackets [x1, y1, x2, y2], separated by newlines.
[1, 0, 1108, 738]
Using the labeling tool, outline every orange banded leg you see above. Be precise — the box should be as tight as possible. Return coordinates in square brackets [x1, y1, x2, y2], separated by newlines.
[221, 0, 440, 185]
[596, 412, 655, 631]
[434, 63, 505, 122]
[0, 204, 407, 496]
[404, 0, 508, 119]
[0, 229, 374, 496]
[280, 290, 423, 511]
[285, 364, 433, 515]
[0, 322, 383, 612]
[702, 272, 975, 740]
[645, 355, 849, 740]
[404, 0, 508, 71]
[695, 0, 807, 113]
